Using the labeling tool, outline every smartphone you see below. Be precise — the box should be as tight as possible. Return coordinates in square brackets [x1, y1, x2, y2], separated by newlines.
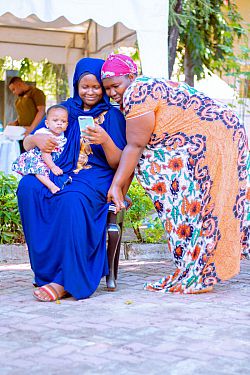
[78, 116, 95, 135]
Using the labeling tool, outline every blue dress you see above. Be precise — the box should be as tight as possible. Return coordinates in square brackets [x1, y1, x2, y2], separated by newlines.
[17, 58, 126, 299]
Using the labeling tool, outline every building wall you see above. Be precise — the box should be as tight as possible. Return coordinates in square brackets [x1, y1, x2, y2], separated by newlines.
[221, 0, 250, 137]
[236, 0, 250, 137]
[236, 0, 250, 23]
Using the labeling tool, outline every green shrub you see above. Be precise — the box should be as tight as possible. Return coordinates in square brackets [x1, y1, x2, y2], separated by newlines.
[124, 179, 165, 243]
[0, 172, 24, 244]
[0, 173, 166, 245]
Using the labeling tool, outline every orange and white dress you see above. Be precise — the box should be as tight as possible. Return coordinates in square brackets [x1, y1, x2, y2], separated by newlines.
[123, 76, 249, 293]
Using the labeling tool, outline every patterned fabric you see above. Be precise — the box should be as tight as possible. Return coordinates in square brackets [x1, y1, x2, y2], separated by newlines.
[101, 54, 138, 79]
[124, 76, 249, 294]
[242, 152, 250, 259]
[12, 128, 66, 177]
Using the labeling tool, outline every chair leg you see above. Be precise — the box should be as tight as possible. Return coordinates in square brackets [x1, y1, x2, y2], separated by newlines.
[106, 223, 121, 291]
[114, 223, 124, 280]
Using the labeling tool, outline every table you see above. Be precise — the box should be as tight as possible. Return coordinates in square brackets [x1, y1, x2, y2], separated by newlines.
[0, 135, 21, 175]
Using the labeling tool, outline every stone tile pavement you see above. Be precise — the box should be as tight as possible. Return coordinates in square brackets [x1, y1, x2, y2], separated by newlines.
[0, 258, 250, 375]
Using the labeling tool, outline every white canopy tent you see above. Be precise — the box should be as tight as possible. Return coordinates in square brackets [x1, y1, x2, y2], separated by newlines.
[0, 0, 169, 93]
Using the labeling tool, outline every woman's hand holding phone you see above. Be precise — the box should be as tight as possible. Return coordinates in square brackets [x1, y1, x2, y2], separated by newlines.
[84, 125, 109, 145]
[78, 116, 109, 145]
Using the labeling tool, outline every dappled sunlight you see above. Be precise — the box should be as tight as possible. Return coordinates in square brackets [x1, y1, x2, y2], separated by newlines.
[0, 263, 30, 271]
[194, 72, 236, 100]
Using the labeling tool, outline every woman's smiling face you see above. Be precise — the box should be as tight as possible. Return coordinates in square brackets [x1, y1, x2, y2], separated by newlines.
[78, 74, 103, 109]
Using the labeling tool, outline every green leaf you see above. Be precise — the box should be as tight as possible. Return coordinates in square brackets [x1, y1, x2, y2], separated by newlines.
[0, 173, 24, 244]
[154, 150, 165, 162]
[191, 228, 201, 246]
[171, 206, 179, 225]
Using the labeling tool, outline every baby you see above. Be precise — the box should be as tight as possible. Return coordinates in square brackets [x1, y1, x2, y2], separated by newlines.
[12, 105, 68, 194]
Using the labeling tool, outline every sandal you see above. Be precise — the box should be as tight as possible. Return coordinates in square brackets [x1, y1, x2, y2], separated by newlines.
[33, 284, 69, 302]
[191, 286, 213, 294]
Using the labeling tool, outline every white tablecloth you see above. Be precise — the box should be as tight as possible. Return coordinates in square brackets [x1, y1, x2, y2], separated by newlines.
[0, 135, 20, 175]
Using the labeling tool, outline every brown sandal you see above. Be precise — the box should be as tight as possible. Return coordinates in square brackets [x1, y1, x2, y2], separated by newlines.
[33, 284, 69, 302]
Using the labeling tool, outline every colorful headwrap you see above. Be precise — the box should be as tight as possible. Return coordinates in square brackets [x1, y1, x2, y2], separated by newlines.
[101, 54, 138, 79]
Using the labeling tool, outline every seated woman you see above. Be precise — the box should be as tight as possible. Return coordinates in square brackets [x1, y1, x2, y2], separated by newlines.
[17, 57, 126, 301]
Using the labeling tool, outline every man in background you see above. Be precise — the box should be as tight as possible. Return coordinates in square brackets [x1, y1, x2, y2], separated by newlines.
[8, 77, 46, 152]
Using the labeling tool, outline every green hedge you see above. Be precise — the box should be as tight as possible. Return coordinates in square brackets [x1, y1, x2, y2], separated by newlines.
[0, 173, 165, 244]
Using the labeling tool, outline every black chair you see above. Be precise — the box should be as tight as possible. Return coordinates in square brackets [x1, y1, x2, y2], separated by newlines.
[106, 203, 126, 291]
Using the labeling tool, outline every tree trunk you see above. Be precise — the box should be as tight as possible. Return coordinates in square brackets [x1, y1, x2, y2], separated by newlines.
[168, 0, 182, 79]
[133, 226, 144, 243]
[184, 46, 194, 87]
[55, 64, 68, 102]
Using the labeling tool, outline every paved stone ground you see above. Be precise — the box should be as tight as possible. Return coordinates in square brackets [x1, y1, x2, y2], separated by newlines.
[0, 259, 250, 375]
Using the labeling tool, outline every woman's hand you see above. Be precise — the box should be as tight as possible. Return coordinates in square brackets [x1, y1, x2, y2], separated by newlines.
[83, 125, 109, 145]
[107, 184, 126, 213]
[30, 134, 58, 153]
[124, 195, 133, 210]
[35, 134, 58, 153]
[8, 120, 18, 126]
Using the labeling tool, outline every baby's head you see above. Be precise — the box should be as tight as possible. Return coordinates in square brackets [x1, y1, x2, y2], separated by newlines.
[45, 105, 68, 135]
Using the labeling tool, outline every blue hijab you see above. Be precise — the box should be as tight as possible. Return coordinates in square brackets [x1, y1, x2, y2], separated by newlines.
[66, 57, 112, 119]
[34, 57, 116, 187]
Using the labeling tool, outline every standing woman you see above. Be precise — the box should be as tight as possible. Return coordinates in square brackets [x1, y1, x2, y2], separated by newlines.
[17, 58, 126, 301]
[101, 54, 249, 294]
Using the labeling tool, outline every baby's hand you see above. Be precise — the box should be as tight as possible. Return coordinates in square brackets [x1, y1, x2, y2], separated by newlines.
[51, 166, 63, 175]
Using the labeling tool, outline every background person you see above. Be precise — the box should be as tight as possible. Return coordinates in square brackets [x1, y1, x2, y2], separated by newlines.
[17, 58, 126, 301]
[8, 76, 46, 152]
[101, 53, 249, 295]
[12, 105, 69, 194]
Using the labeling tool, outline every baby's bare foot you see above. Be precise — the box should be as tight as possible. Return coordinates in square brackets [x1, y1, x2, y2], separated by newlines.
[50, 186, 60, 194]
[49, 184, 60, 194]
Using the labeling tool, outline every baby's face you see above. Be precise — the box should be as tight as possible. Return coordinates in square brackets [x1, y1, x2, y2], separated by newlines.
[45, 108, 68, 135]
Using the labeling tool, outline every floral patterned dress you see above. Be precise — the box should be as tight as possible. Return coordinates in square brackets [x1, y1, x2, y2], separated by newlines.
[12, 127, 67, 177]
[123, 76, 249, 294]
